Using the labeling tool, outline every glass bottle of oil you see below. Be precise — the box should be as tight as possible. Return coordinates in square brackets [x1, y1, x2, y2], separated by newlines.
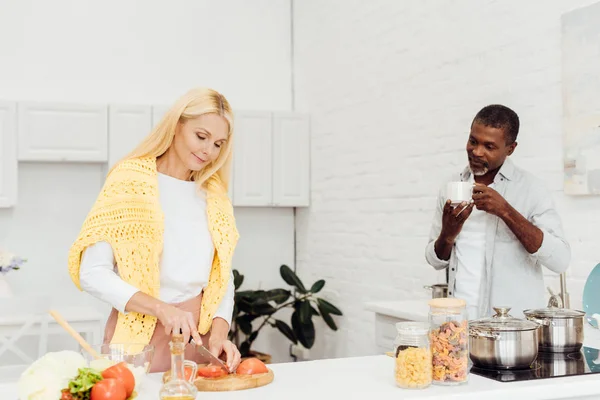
[159, 334, 198, 400]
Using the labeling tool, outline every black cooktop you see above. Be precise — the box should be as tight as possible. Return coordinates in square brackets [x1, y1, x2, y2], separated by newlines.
[470, 346, 600, 383]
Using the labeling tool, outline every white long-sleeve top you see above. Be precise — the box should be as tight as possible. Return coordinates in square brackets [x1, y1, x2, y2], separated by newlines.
[79, 172, 235, 326]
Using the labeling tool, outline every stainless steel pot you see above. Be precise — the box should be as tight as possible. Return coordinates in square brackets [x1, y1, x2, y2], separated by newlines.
[423, 284, 448, 298]
[523, 307, 585, 353]
[469, 307, 541, 370]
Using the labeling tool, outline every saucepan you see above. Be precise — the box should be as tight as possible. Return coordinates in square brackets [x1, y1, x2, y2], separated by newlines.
[423, 284, 448, 299]
[523, 306, 585, 353]
[469, 307, 541, 370]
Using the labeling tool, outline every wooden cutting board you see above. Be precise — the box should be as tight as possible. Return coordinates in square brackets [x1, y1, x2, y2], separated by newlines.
[163, 369, 275, 392]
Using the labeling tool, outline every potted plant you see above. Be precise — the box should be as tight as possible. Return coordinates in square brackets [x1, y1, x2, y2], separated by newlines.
[228, 265, 343, 363]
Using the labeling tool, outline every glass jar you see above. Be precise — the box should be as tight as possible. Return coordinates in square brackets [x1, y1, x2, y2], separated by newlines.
[393, 321, 432, 389]
[159, 334, 198, 400]
[428, 298, 469, 385]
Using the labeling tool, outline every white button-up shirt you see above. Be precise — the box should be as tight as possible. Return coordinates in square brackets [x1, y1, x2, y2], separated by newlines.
[425, 158, 571, 319]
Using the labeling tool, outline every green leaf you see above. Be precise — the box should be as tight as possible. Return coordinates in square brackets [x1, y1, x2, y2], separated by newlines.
[68, 368, 103, 398]
[280, 265, 307, 293]
[298, 300, 311, 324]
[320, 310, 338, 331]
[236, 298, 254, 314]
[251, 301, 277, 315]
[240, 341, 251, 357]
[274, 319, 297, 344]
[317, 298, 343, 315]
[236, 315, 254, 335]
[310, 279, 325, 293]
[249, 331, 258, 343]
[310, 305, 320, 316]
[265, 289, 291, 304]
[292, 311, 315, 349]
[233, 269, 244, 290]
[236, 290, 265, 300]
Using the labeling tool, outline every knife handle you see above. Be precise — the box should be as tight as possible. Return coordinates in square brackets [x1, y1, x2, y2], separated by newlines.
[178, 329, 195, 344]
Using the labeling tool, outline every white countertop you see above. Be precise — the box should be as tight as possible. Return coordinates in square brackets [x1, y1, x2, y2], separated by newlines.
[365, 299, 430, 322]
[2, 354, 600, 400]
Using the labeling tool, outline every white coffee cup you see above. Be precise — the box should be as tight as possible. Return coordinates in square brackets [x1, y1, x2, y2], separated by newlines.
[446, 182, 473, 206]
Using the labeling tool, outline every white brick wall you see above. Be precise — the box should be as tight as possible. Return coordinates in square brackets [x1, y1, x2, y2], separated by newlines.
[293, 0, 600, 359]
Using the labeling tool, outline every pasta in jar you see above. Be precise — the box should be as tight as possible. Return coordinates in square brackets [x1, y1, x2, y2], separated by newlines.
[393, 322, 432, 389]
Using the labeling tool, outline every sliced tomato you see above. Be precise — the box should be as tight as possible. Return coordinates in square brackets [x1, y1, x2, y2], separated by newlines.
[197, 364, 229, 378]
[236, 358, 268, 375]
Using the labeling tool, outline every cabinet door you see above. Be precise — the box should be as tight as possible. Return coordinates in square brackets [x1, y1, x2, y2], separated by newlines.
[272, 113, 310, 206]
[18, 102, 108, 162]
[232, 112, 273, 206]
[108, 105, 152, 168]
[0, 102, 17, 207]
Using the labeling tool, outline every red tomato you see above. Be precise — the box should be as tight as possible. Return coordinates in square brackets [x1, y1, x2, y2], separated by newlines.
[90, 378, 127, 400]
[60, 389, 74, 400]
[102, 362, 135, 397]
[184, 365, 194, 381]
[197, 364, 229, 378]
[236, 358, 268, 375]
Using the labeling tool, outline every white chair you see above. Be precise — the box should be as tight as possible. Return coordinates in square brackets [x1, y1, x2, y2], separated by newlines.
[0, 294, 104, 373]
[0, 295, 50, 365]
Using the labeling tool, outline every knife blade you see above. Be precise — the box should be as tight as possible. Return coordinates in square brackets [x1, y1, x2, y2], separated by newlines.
[188, 337, 230, 373]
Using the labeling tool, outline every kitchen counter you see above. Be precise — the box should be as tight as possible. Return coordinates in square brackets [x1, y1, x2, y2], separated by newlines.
[3, 354, 600, 399]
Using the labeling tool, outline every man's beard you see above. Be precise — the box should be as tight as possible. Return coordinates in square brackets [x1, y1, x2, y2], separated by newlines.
[472, 166, 489, 176]
[469, 157, 489, 176]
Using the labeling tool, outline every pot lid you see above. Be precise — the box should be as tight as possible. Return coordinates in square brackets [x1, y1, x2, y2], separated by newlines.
[523, 307, 585, 318]
[470, 306, 540, 332]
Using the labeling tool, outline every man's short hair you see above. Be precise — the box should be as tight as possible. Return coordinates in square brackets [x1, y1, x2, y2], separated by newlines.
[472, 104, 520, 144]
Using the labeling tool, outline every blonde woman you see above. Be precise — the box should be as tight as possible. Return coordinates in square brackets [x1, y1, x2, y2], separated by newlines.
[68, 87, 241, 373]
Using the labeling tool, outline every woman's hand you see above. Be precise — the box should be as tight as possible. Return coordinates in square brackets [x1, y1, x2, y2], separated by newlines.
[208, 317, 241, 372]
[155, 302, 202, 345]
[208, 337, 241, 372]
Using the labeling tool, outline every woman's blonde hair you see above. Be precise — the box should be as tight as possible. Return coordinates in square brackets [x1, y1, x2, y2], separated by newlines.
[122, 87, 234, 190]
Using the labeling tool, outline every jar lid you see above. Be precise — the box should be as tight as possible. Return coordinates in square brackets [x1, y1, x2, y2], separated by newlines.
[523, 307, 585, 319]
[428, 298, 466, 309]
[395, 321, 429, 336]
[470, 306, 539, 332]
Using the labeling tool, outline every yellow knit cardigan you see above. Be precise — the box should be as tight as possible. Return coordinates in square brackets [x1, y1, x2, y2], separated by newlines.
[68, 156, 239, 345]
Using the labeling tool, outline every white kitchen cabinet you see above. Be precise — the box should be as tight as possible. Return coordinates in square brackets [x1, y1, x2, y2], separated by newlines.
[108, 105, 152, 168]
[233, 112, 310, 207]
[18, 102, 108, 162]
[0, 102, 17, 207]
[366, 300, 429, 354]
[272, 112, 310, 207]
[232, 111, 273, 206]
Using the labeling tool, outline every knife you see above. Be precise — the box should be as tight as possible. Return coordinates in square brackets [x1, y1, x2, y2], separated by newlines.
[188, 337, 230, 373]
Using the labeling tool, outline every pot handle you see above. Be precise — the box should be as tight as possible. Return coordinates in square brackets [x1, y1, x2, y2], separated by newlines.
[423, 285, 432, 290]
[469, 327, 500, 340]
[526, 316, 551, 326]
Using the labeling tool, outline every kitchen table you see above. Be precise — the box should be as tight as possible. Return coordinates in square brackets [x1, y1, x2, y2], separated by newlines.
[3, 353, 600, 399]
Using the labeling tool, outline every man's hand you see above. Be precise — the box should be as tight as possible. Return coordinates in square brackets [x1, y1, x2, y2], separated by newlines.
[472, 183, 510, 217]
[434, 200, 475, 261]
[441, 200, 475, 241]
